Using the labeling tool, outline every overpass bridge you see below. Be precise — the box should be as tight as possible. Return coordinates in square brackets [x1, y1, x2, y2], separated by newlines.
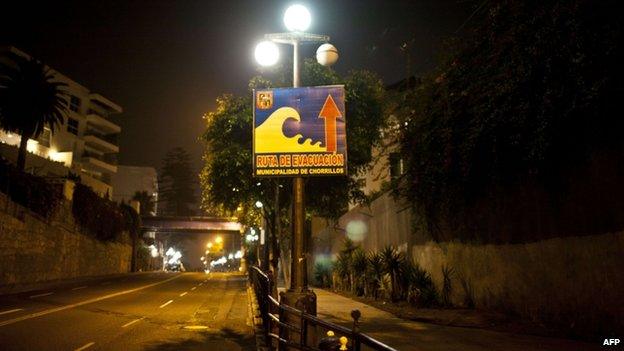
[141, 216, 242, 234]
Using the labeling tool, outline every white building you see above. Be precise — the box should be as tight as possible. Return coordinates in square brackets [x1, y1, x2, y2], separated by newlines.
[0, 46, 122, 197]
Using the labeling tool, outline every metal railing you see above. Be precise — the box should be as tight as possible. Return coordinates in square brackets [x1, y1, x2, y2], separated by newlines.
[249, 266, 399, 351]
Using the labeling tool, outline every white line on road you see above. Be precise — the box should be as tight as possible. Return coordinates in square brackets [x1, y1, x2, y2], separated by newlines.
[179, 292, 188, 297]
[74, 342, 95, 351]
[121, 317, 144, 328]
[29, 292, 53, 299]
[159, 300, 173, 308]
[0, 309, 23, 316]
[72, 286, 87, 291]
[191, 287, 196, 291]
[0, 274, 182, 328]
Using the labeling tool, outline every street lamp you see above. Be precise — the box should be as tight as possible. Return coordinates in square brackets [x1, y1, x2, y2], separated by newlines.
[253, 3, 337, 319]
[283, 4, 311, 32]
[254, 41, 279, 67]
[255, 201, 263, 208]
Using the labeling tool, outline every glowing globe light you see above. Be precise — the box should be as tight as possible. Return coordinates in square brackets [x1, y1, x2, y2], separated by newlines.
[254, 41, 279, 66]
[316, 43, 339, 67]
[284, 4, 311, 32]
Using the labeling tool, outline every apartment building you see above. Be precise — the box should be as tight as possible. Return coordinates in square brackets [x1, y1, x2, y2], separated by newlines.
[0, 47, 122, 197]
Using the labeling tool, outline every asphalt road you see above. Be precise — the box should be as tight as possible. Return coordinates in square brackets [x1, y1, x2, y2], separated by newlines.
[0, 272, 254, 351]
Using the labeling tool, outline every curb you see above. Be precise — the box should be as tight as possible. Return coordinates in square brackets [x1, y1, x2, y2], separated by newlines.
[247, 283, 270, 351]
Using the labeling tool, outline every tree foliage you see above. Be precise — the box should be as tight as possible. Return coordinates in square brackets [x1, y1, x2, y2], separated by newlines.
[159, 147, 196, 216]
[396, 0, 624, 242]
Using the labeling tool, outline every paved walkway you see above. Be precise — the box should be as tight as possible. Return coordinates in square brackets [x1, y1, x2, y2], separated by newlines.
[314, 289, 601, 351]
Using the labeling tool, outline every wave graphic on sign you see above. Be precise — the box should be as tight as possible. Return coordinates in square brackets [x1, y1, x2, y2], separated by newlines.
[255, 107, 326, 153]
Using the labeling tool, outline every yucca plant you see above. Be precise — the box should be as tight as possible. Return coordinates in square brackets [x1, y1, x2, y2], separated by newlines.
[407, 262, 439, 307]
[366, 251, 385, 299]
[380, 246, 405, 301]
[333, 252, 351, 291]
[314, 261, 332, 288]
[350, 248, 368, 296]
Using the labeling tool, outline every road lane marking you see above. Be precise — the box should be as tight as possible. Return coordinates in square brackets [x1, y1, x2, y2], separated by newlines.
[0, 274, 182, 328]
[29, 292, 53, 298]
[122, 317, 144, 328]
[0, 309, 23, 316]
[72, 286, 87, 291]
[179, 292, 188, 297]
[159, 300, 174, 308]
[184, 325, 208, 330]
[191, 287, 196, 291]
[74, 342, 95, 351]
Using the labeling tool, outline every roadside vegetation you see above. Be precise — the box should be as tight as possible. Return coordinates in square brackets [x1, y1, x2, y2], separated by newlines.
[317, 239, 442, 309]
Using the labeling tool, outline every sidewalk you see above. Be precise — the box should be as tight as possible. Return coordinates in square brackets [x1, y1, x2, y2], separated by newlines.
[314, 289, 601, 351]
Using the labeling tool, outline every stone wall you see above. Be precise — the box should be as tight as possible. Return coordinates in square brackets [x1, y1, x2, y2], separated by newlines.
[0, 192, 131, 293]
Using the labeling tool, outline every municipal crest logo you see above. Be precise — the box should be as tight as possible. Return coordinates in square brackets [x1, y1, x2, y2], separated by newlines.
[256, 91, 273, 110]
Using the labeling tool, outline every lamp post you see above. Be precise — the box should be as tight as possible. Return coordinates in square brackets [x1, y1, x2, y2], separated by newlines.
[254, 2, 338, 329]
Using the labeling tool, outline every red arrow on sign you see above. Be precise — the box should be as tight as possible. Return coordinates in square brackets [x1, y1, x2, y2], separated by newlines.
[318, 94, 342, 152]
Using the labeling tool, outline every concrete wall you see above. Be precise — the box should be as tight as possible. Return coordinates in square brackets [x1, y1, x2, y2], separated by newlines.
[312, 191, 413, 264]
[412, 233, 624, 336]
[0, 192, 131, 293]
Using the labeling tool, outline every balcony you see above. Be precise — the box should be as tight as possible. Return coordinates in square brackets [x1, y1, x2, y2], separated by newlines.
[86, 113, 121, 134]
[84, 133, 119, 153]
[81, 152, 117, 174]
[89, 93, 123, 114]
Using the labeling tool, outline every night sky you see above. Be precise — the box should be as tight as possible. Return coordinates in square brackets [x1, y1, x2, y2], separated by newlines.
[0, 0, 472, 173]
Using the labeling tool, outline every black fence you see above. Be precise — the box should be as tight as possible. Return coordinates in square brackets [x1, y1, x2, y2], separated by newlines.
[249, 266, 398, 351]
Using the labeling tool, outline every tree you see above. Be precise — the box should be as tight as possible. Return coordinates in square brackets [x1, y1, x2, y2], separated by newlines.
[0, 51, 67, 171]
[159, 147, 196, 216]
[132, 190, 156, 216]
[396, 0, 624, 243]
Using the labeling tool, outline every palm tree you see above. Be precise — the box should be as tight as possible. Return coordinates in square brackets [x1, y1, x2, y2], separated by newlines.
[0, 51, 67, 171]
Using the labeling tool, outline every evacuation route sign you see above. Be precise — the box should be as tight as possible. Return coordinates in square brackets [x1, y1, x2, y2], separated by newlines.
[253, 85, 347, 177]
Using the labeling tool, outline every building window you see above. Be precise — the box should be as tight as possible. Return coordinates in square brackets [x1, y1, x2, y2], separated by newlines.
[389, 153, 404, 180]
[69, 95, 81, 112]
[67, 118, 79, 135]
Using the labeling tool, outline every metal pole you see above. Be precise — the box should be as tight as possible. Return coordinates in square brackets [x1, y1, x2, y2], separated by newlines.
[290, 40, 307, 292]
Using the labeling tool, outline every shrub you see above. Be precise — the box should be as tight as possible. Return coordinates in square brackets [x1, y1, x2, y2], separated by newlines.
[366, 251, 385, 299]
[350, 248, 368, 296]
[313, 261, 332, 288]
[72, 183, 125, 241]
[0, 157, 63, 219]
[380, 246, 405, 301]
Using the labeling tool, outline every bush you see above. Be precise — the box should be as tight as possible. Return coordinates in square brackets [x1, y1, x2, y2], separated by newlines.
[313, 261, 332, 288]
[0, 157, 63, 219]
[72, 183, 125, 241]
